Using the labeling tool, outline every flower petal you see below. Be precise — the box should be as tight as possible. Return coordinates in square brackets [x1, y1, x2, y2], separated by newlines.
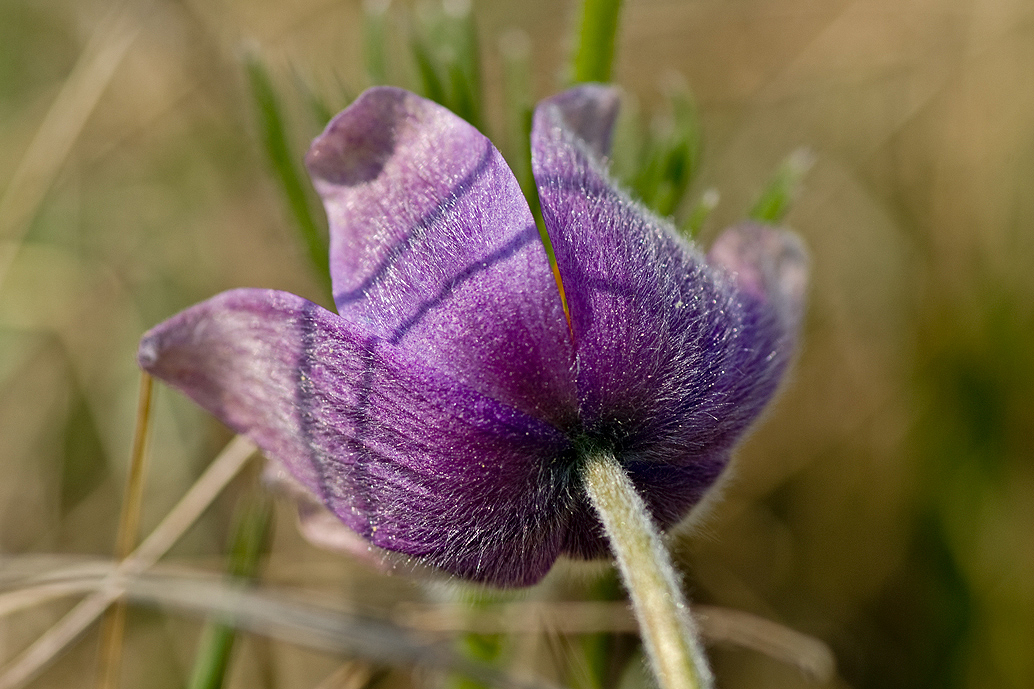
[306, 87, 576, 427]
[538, 84, 621, 160]
[532, 89, 804, 530]
[138, 289, 574, 586]
[707, 221, 808, 342]
[262, 458, 392, 570]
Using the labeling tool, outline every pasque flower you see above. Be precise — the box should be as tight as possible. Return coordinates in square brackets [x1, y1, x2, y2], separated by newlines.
[138, 85, 807, 587]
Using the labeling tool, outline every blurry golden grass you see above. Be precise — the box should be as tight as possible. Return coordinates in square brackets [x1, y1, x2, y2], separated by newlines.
[1, 0, 1032, 687]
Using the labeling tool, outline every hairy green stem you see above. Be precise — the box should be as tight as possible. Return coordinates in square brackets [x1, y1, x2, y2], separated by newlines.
[581, 451, 713, 689]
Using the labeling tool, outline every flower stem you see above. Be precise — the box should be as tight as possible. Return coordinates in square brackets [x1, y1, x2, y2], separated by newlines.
[581, 450, 713, 689]
[571, 0, 623, 83]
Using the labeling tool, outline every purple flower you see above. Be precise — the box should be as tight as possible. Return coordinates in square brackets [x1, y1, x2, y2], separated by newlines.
[138, 85, 807, 587]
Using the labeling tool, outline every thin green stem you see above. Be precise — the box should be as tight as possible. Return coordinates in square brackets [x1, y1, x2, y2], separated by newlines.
[580, 451, 713, 689]
[571, 0, 624, 83]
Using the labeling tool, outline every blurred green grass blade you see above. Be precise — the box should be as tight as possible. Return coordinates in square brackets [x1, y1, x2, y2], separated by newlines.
[631, 85, 702, 218]
[411, 3, 483, 130]
[124, 573, 561, 689]
[446, 589, 509, 689]
[581, 570, 625, 689]
[499, 29, 535, 205]
[363, 0, 391, 85]
[188, 624, 236, 689]
[650, 179, 680, 218]
[449, 1, 484, 130]
[630, 141, 664, 212]
[244, 53, 332, 292]
[60, 387, 106, 514]
[449, 633, 504, 689]
[608, 95, 645, 186]
[411, 36, 448, 107]
[448, 58, 481, 130]
[292, 69, 339, 129]
[657, 88, 702, 216]
[571, 0, 624, 83]
[226, 493, 272, 579]
[680, 188, 719, 237]
[305, 90, 336, 130]
[498, 28, 551, 262]
[749, 148, 814, 224]
[187, 491, 273, 689]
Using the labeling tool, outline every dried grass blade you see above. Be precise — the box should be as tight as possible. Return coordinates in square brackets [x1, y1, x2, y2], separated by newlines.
[694, 605, 836, 683]
[0, 436, 257, 689]
[0, 1, 139, 292]
[94, 373, 153, 689]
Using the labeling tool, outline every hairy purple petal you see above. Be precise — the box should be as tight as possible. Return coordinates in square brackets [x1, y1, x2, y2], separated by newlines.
[138, 289, 575, 586]
[532, 88, 803, 552]
[306, 87, 576, 427]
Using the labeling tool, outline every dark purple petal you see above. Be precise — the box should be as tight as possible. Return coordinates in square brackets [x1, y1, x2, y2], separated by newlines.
[306, 87, 577, 427]
[138, 288, 575, 586]
[532, 88, 805, 542]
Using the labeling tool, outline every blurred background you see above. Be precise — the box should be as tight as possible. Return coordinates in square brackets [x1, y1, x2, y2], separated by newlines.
[1, 0, 1032, 687]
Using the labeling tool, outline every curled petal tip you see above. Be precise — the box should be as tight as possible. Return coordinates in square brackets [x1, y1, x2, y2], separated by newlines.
[137, 335, 159, 370]
[709, 222, 809, 333]
[542, 84, 621, 160]
[305, 86, 407, 187]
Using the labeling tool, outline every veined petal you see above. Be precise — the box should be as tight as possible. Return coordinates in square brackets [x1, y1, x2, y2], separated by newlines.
[532, 88, 803, 503]
[306, 87, 576, 427]
[138, 289, 573, 586]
